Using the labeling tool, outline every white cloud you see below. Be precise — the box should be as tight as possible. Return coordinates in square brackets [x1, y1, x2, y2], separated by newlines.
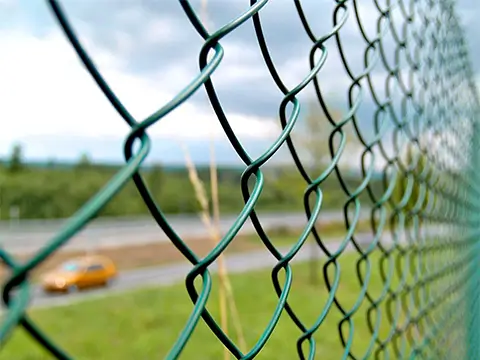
[5, 0, 474, 169]
[143, 17, 177, 44]
[0, 27, 282, 159]
[211, 41, 269, 85]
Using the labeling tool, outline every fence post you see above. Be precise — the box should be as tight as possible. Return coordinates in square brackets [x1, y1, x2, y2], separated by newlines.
[466, 118, 480, 359]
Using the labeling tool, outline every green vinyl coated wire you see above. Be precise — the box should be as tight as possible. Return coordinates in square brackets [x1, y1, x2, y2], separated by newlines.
[1, 0, 480, 359]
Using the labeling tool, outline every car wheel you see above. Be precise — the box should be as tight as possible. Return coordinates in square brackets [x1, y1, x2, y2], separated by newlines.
[67, 284, 78, 294]
[106, 277, 115, 287]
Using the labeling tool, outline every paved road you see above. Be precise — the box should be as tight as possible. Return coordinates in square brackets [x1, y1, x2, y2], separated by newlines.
[2, 225, 452, 312]
[0, 210, 369, 253]
[3, 231, 392, 312]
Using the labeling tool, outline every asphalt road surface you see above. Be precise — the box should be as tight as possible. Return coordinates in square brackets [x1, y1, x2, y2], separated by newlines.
[1, 225, 452, 313]
[0, 210, 369, 253]
[3, 231, 394, 312]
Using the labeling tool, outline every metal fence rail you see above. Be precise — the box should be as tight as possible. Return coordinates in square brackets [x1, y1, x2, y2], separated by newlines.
[1, 0, 480, 359]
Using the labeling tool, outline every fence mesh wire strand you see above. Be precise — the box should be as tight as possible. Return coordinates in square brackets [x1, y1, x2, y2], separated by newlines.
[1, 0, 480, 359]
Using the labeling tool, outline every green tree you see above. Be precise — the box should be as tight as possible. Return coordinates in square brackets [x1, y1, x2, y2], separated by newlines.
[294, 100, 357, 285]
[295, 99, 362, 176]
[294, 99, 363, 285]
[391, 145, 432, 222]
[147, 164, 164, 197]
[8, 143, 24, 173]
[76, 152, 92, 170]
[46, 158, 57, 169]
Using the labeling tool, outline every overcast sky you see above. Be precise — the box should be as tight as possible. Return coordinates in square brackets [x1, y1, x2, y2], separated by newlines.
[0, 0, 478, 167]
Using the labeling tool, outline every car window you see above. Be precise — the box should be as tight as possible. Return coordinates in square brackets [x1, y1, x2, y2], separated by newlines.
[61, 262, 81, 272]
[86, 264, 104, 272]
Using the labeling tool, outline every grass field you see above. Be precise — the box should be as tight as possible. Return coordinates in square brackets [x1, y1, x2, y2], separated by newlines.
[0, 249, 427, 360]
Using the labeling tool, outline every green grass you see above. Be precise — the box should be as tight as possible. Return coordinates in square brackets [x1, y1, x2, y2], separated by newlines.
[0, 249, 455, 359]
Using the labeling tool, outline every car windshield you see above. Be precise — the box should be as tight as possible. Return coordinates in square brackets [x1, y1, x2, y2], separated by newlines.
[60, 262, 80, 272]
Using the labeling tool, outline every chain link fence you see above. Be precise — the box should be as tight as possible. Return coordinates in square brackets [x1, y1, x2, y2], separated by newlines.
[1, 0, 480, 359]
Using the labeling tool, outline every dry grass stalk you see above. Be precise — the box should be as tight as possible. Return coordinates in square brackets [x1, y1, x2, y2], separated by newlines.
[181, 143, 228, 351]
[208, 138, 247, 352]
[181, 143, 247, 357]
[188, 1, 247, 358]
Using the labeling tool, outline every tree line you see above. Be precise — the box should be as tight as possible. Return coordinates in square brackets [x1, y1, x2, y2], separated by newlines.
[0, 143, 451, 221]
[0, 144, 388, 220]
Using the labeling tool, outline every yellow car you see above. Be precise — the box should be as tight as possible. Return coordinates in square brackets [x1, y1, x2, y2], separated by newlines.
[41, 255, 117, 294]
